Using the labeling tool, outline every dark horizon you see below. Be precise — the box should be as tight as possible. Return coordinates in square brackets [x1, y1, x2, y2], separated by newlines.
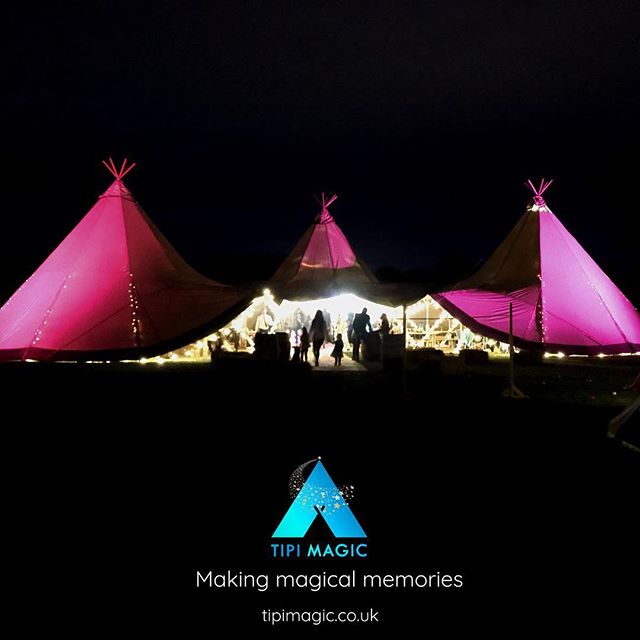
[2, 1, 639, 301]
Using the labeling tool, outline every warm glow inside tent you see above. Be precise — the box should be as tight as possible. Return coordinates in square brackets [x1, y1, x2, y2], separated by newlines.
[166, 194, 439, 360]
[0, 159, 249, 361]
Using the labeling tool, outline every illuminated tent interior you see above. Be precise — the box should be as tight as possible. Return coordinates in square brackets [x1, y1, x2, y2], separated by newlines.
[0, 159, 249, 361]
[167, 194, 466, 360]
[433, 180, 640, 355]
[167, 194, 400, 358]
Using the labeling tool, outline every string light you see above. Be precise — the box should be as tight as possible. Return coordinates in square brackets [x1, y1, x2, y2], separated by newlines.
[128, 273, 142, 347]
[30, 274, 72, 348]
[156, 293, 493, 360]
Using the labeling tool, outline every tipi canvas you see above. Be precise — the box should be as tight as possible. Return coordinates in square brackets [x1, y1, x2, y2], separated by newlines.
[433, 180, 640, 355]
[0, 159, 248, 361]
[271, 193, 378, 300]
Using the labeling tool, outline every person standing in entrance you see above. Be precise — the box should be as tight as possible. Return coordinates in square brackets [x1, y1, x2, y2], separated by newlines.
[332, 333, 344, 366]
[378, 313, 390, 334]
[299, 326, 310, 363]
[351, 307, 372, 362]
[309, 310, 328, 366]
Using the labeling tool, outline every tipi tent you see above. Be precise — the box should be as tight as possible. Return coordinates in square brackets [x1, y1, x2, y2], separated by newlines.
[433, 180, 640, 355]
[269, 193, 422, 306]
[0, 159, 248, 361]
[271, 193, 379, 300]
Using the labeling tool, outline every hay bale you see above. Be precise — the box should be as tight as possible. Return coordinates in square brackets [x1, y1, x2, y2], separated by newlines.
[459, 349, 489, 365]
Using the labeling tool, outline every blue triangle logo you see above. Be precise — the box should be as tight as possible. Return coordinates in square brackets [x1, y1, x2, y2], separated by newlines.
[273, 460, 366, 538]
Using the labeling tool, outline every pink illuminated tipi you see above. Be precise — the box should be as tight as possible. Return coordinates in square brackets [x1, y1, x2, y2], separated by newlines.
[433, 180, 640, 355]
[271, 193, 379, 300]
[0, 159, 248, 361]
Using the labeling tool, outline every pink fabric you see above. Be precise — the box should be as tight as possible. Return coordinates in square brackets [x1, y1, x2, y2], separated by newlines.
[538, 211, 640, 349]
[301, 210, 357, 270]
[272, 197, 377, 295]
[437, 286, 542, 343]
[0, 178, 246, 360]
[435, 199, 640, 354]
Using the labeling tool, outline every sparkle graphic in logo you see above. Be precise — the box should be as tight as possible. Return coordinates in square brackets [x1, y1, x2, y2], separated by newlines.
[273, 458, 366, 538]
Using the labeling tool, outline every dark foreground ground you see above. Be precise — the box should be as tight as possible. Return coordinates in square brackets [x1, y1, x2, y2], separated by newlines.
[5, 356, 638, 636]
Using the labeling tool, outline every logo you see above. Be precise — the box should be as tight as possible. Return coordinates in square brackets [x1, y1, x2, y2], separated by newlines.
[271, 458, 367, 558]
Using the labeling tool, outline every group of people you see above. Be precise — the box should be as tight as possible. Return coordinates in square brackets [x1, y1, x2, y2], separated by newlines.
[298, 307, 390, 366]
[298, 310, 339, 366]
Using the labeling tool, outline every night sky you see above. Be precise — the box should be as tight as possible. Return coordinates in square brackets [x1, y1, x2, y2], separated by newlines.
[2, 1, 639, 300]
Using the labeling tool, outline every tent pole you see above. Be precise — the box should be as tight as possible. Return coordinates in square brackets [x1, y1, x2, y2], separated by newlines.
[502, 302, 526, 399]
[509, 302, 515, 397]
[425, 297, 429, 346]
[402, 303, 407, 389]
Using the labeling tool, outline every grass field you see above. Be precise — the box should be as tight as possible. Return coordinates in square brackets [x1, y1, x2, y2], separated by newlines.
[3, 353, 637, 633]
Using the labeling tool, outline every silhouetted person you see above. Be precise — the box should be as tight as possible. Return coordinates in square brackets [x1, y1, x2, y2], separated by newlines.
[351, 307, 372, 362]
[332, 333, 344, 366]
[309, 310, 328, 366]
[300, 327, 310, 363]
[379, 313, 390, 334]
[346, 312, 355, 345]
